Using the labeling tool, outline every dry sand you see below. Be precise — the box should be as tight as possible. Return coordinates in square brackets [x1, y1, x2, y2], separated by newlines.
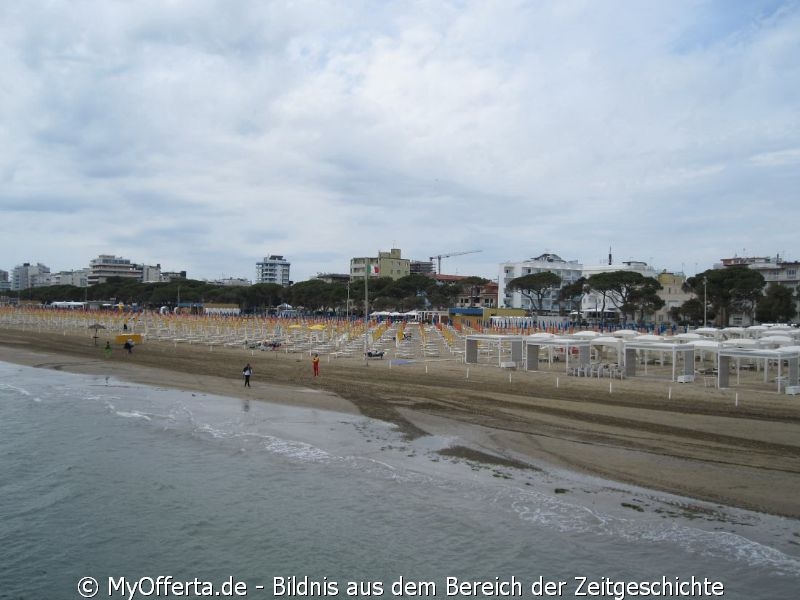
[2, 327, 799, 517]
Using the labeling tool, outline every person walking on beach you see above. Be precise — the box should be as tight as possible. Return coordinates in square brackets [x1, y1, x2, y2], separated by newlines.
[312, 353, 320, 377]
[104, 341, 112, 359]
[242, 363, 252, 387]
[123, 339, 134, 354]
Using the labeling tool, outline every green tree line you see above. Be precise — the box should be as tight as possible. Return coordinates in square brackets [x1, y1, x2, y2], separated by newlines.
[8, 274, 475, 315]
[506, 265, 798, 325]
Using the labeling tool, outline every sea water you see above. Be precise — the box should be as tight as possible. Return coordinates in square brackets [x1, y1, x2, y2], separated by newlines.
[1, 360, 798, 600]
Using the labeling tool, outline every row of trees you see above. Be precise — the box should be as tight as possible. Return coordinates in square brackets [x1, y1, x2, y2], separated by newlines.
[7, 274, 481, 315]
[679, 267, 796, 325]
[507, 270, 666, 323]
[507, 266, 798, 325]
[8, 266, 798, 325]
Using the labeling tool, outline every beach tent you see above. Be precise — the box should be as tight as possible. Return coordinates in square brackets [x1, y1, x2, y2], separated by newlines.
[464, 334, 525, 367]
[717, 347, 800, 391]
[590, 336, 624, 368]
[623, 341, 695, 381]
[523, 337, 591, 372]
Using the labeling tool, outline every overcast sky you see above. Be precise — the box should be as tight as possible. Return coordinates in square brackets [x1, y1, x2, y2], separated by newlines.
[2, 0, 798, 283]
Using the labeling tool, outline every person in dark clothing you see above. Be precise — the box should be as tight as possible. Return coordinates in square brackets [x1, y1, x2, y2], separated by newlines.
[242, 363, 252, 387]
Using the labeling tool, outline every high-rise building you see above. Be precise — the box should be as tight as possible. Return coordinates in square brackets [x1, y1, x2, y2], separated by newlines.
[0, 269, 10, 292]
[12, 262, 51, 290]
[256, 255, 291, 286]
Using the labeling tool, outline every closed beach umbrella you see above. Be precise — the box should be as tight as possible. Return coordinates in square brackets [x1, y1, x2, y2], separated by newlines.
[88, 323, 106, 346]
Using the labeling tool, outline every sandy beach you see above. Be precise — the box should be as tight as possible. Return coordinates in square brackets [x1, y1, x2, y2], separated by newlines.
[1, 326, 799, 518]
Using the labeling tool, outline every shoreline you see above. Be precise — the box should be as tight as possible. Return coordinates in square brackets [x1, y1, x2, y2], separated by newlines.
[1, 327, 799, 518]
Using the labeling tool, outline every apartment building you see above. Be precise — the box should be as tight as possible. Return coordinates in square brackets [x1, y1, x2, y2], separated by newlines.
[498, 253, 583, 313]
[256, 255, 291, 286]
[350, 248, 410, 281]
[51, 269, 90, 287]
[12, 262, 51, 290]
[87, 255, 141, 285]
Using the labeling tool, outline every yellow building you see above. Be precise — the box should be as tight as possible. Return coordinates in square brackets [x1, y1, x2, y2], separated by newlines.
[655, 271, 692, 324]
[350, 248, 410, 281]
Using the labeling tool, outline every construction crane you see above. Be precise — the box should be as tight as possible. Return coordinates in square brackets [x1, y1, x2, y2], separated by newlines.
[429, 250, 482, 274]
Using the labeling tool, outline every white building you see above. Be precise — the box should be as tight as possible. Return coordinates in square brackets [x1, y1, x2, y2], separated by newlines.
[498, 253, 583, 313]
[12, 262, 51, 290]
[51, 269, 90, 287]
[141, 264, 162, 283]
[215, 277, 251, 287]
[88, 255, 142, 286]
[256, 255, 291, 286]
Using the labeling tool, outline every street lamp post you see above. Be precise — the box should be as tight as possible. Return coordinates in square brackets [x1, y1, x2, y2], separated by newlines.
[703, 277, 707, 327]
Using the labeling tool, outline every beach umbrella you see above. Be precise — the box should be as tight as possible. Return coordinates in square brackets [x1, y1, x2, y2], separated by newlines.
[88, 323, 106, 346]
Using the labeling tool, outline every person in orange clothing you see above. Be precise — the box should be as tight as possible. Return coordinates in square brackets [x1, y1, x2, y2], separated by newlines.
[312, 353, 320, 377]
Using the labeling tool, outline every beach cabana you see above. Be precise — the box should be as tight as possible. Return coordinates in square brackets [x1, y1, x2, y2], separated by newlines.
[590, 336, 625, 369]
[717, 347, 800, 391]
[623, 341, 695, 381]
[464, 334, 525, 367]
[523, 337, 591, 372]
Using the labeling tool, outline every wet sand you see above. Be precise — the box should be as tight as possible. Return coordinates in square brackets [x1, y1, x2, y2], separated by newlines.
[1, 327, 799, 517]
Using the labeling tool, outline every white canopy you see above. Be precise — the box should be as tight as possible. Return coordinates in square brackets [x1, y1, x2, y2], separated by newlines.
[689, 340, 720, 349]
[613, 330, 639, 338]
[635, 334, 664, 342]
[721, 339, 758, 347]
[674, 332, 702, 341]
[527, 332, 556, 340]
[572, 330, 600, 338]
[694, 327, 719, 334]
